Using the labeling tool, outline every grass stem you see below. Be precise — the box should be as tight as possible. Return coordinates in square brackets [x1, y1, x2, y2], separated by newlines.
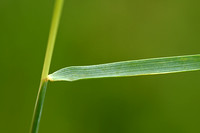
[41, 0, 64, 81]
[30, 80, 48, 133]
[30, 0, 64, 133]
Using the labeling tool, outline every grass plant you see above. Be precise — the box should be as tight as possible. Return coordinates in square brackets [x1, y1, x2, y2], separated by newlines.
[30, 0, 200, 133]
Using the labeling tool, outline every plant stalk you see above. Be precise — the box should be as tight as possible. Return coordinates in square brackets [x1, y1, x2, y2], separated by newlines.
[30, 0, 64, 133]
[30, 80, 48, 133]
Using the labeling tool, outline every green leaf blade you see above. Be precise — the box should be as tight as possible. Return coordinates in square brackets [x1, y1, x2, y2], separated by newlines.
[48, 54, 200, 81]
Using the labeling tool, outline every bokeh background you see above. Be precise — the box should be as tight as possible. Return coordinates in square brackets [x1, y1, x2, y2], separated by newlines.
[1, 0, 200, 132]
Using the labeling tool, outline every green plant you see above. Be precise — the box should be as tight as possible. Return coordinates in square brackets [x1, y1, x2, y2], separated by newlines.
[30, 0, 200, 133]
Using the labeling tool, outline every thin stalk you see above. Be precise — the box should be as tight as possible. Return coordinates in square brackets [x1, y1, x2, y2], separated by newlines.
[30, 80, 48, 133]
[30, 0, 64, 133]
[41, 0, 64, 81]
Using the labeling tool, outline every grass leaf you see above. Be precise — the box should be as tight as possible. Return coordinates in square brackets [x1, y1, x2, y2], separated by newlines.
[48, 54, 200, 81]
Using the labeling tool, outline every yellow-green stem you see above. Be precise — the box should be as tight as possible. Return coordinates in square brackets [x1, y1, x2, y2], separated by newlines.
[41, 0, 64, 81]
[30, 0, 64, 133]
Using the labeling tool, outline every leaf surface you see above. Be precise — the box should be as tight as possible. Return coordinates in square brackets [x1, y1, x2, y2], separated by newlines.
[48, 54, 200, 81]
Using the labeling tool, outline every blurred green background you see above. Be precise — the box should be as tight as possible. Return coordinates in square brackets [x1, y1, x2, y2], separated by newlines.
[1, 0, 200, 132]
